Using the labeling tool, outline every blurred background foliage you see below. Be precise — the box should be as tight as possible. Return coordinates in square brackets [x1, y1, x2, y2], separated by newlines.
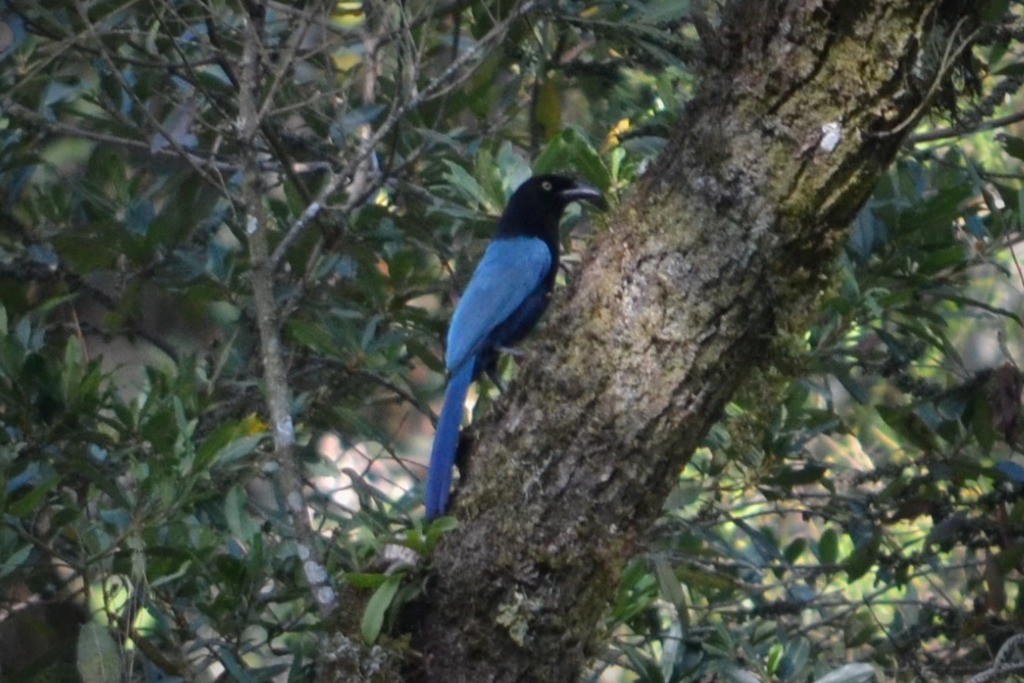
[0, 0, 1023, 681]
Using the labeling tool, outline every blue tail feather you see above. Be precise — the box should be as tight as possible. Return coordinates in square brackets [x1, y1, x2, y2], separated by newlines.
[425, 361, 475, 519]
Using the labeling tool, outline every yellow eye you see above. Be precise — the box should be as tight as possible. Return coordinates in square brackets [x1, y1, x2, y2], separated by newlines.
[541, 180, 552, 191]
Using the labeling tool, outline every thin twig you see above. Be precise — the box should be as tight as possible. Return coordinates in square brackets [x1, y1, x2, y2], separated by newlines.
[910, 109, 1024, 144]
[70, 0, 227, 195]
[267, 0, 544, 270]
[966, 634, 1024, 683]
[881, 17, 982, 138]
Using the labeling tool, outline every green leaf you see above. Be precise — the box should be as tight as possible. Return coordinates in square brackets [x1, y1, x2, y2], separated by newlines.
[970, 394, 996, 455]
[344, 573, 391, 589]
[224, 485, 259, 540]
[767, 642, 784, 675]
[916, 245, 965, 275]
[994, 63, 1024, 77]
[215, 645, 254, 683]
[424, 515, 459, 552]
[980, 0, 1012, 22]
[810, 662, 877, 683]
[287, 318, 347, 358]
[1001, 135, 1024, 162]
[444, 162, 495, 211]
[195, 418, 266, 472]
[768, 463, 827, 488]
[77, 622, 122, 683]
[620, 643, 664, 682]
[535, 76, 562, 141]
[0, 544, 31, 579]
[831, 368, 870, 404]
[843, 611, 876, 648]
[876, 405, 939, 452]
[495, 141, 533, 193]
[782, 637, 812, 678]
[842, 532, 881, 581]
[783, 538, 807, 564]
[533, 128, 611, 191]
[653, 558, 688, 630]
[8, 475, 59, 516]
[818, 529, 839, 565]
[361, 574, 402, 644]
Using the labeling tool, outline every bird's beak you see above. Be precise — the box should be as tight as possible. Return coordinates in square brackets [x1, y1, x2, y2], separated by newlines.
[560, 181, 608, 211]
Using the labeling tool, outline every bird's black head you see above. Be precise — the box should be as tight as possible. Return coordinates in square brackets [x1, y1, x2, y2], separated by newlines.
[496, 174, 607, 241]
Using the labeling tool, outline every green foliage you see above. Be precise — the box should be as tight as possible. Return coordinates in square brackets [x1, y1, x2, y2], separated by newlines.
[0, 0, 669, 678]
[361, 574, 402, 645]
[1, 0, 1024, 681]
[77, 621, 122, 683]
[596, 131, 1024, 681]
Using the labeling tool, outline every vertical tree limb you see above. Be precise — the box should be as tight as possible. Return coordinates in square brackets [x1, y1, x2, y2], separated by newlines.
[237, 3, 338, 619]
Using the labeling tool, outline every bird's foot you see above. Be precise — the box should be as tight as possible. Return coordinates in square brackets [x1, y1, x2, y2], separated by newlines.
[486, 368, 509, 393]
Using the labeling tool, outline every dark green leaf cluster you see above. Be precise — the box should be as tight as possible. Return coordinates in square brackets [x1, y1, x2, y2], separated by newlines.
[2, 0, 1024, 680]
[599, 117, 1024, 683]
[0, 0, 678, 679]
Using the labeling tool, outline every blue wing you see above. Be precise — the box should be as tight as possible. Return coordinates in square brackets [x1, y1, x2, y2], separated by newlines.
[426, 236, 551, 518]
[445, 236, 552, 373]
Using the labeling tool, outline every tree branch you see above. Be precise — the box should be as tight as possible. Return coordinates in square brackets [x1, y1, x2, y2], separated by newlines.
[268, 0, 544, 270]
[236, 2, 338, 621]
[910, 108, 1024, 144]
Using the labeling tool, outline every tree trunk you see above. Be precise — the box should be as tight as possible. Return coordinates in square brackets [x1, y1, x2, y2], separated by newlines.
[411, 1, 987, 680]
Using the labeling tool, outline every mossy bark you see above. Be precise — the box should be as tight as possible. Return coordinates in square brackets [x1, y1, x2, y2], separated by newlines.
[409, 1, 987, 681]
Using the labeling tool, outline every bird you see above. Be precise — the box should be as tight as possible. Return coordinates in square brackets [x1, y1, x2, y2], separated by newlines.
[424, 174, 607, 520]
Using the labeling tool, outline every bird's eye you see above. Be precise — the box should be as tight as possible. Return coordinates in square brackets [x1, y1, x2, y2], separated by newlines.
[541, 180, 552, 191]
